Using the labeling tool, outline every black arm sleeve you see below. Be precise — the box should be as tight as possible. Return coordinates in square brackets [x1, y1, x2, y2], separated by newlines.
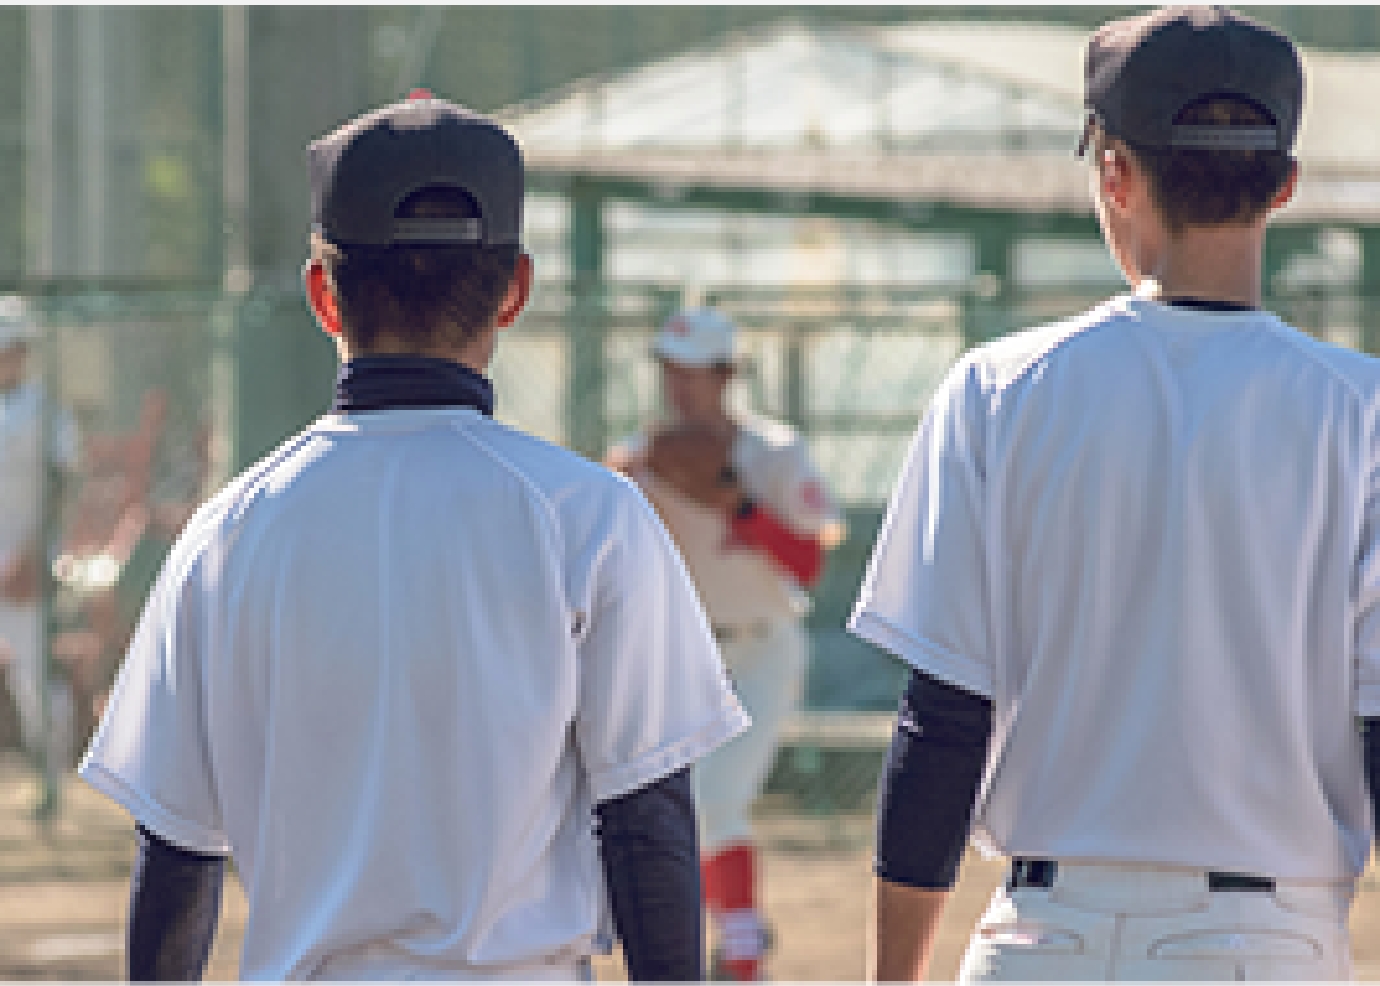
[875, 669, 994, 891]
[128, 824, 226, 982]
[1363, 718, 1380, 837]
[594, 767, 702, 982]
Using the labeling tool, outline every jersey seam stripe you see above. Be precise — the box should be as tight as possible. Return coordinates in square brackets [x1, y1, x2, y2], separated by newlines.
[1256, 317, 1370, 406]
[217, 426, 325, 528]
[165, 427, 325, 586]
[442, 418, 573, 614]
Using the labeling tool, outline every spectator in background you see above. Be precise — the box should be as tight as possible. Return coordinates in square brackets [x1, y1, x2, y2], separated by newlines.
[0, 296, 80, 790]
[608, 307, 845, 980]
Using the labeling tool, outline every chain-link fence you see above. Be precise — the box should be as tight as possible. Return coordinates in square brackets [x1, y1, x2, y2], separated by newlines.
[498, 280, 1380, 830]
[6, 279, 1377, 822]
[0, 286, 225, 814]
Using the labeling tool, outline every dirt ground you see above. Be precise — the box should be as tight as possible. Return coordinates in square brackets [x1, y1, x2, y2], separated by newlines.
[2, 756, 1379, 981]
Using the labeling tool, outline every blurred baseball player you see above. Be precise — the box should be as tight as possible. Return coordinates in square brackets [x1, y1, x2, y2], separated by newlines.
[79, 93, 748, 981]
[854, 7, 1380, 981]
[0, 297, 79, 782]
[608, 307, 844, 981]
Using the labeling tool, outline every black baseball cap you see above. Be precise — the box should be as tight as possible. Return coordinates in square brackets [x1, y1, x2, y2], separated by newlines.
[1079, 6, 1303, 157]
[308, 91, 523, 247]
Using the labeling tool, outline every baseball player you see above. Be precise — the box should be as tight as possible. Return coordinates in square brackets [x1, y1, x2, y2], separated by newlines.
[607, 307, 844, 981]
[79, 94, 748, 981]
[853, 7, 1380, 981]
[0, 297, 79, 782]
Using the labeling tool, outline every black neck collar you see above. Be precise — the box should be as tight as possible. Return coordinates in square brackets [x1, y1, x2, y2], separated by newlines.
[1161, 296, 1257, 313]
[332, 355, 494, 416]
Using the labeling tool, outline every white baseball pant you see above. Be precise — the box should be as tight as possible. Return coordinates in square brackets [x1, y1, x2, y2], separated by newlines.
[0, 600, 73, 770]
[958, 860, 1354, 981]
[694, 617, 806, 854]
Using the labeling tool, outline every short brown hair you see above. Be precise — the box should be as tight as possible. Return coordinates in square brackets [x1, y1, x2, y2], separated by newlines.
[313, 186, 519, 353]
[1098, 96, 1295, 233]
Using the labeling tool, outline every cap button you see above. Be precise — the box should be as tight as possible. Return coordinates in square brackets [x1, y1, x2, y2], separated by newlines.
[407, 88, 434, 101]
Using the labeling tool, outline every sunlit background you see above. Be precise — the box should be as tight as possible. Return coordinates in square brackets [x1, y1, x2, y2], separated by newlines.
[3, 7, 1380, 980]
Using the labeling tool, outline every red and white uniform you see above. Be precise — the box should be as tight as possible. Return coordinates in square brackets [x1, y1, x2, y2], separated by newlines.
[616, 406, 841, 979]
[0, 302, 79, 772]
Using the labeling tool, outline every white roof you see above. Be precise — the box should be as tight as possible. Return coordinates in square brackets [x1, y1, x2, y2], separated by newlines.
[874, 22, 1380, 172]
[503, 20, 1380, 222]
[506, 21, 1082, 155]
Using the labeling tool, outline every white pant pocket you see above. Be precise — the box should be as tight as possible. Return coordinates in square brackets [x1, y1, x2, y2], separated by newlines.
[1148, 930, 1322, 961]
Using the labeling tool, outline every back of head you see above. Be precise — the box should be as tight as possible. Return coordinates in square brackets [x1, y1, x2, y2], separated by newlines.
[1081, 5, 1304, 232]
[307, 93, 524, 353]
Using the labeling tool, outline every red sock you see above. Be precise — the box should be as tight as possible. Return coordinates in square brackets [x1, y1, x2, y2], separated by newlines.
[703, 844, 763, 980]
[703, 843, 755, 911]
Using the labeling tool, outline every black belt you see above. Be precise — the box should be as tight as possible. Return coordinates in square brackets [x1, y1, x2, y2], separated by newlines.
[1009, 858, 1274, 893]
[713, 622, 771, 644]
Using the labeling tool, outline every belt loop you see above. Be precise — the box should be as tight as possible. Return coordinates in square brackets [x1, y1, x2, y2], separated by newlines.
[1008, 858, 1058, 890]
[713, 621, 771, 644]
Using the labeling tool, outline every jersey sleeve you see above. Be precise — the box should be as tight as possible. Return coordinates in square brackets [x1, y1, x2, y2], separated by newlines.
[78, 537, 230, 855]
[746, 436, 844, 545]
[1355, 458, 1380, 716]
[849, 360, 994, 698]
[574, 487, 750, 805]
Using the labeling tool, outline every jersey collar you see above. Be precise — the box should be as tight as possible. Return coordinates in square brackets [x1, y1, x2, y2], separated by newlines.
[332, 355, 494, 416]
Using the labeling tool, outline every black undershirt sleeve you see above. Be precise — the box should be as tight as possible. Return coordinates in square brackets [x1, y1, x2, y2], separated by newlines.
[128, 824, 226, 981]
[875, 669, 994, 891]
[1362, 718, 1380, 840]
[594, 767, 702, 982]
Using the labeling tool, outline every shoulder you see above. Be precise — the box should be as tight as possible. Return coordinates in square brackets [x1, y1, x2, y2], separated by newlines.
[735, 410, 803, 452]
[469, 417, 631, 491]
[466, 421, 682, 591]
[962, 296, 1132, 395]
[161, 421, 334, 572]
[465, 417, 657, 528]
[1261, 318, 1380, 402]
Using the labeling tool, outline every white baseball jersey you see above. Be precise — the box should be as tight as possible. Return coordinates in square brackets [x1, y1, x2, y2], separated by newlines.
[619, 412, 842, 627]
[0, 378, 79, 563]
[81, 406, 749, 980]
[852, 294, 1380, 882]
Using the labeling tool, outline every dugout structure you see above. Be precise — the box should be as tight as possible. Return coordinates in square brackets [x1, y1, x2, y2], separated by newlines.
[491, 19, 1380, 720]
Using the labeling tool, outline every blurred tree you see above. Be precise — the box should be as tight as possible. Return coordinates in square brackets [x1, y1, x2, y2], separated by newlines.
[137, 7, 223, 278]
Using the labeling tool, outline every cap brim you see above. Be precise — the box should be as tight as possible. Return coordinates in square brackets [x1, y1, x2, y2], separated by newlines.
[652, 336, 733, 367]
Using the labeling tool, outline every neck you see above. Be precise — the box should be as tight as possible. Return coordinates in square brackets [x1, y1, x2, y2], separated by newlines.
[676, 408, 735, 433]
[334, 333, 492, 375]
[1132, 221, 1267, 308]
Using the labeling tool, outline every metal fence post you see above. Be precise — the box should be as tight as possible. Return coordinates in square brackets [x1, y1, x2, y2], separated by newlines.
[1360, 226, 1380, 357]
[35, 310, 61, 820]
[568, 177, 607, 459]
